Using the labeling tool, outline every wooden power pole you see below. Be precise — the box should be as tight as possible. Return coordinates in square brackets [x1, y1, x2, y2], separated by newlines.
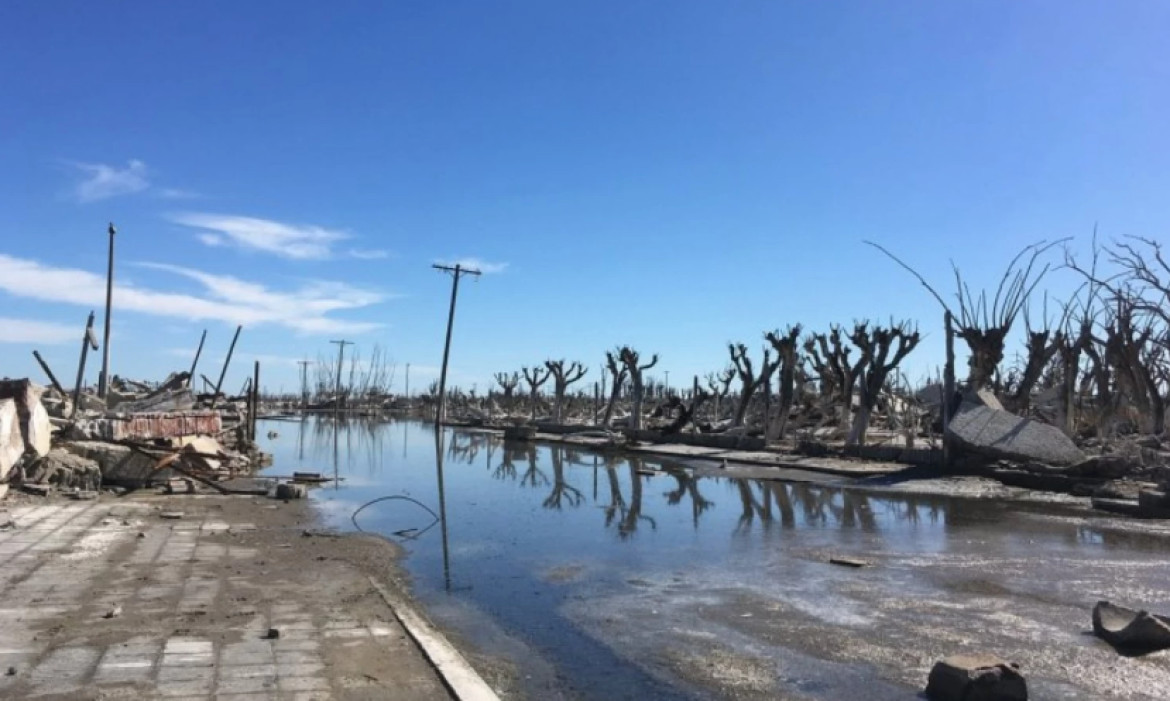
[432, 263, 481, 424]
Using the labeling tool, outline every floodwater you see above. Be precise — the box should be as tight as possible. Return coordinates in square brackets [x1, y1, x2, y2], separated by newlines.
[260, 417, 1170, 700]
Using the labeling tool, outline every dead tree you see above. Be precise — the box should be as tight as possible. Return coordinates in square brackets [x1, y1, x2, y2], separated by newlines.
[804, 326, 861, 430]
[521, 365, 551, 421]
[705, 367, 734, 424]
[1001, 304, 1065, 415]
[661, 384, 712, 435]
[493, 371, 520, 412]
[618, 346, 658, 430]
[868, 239, 1064, 392]
[601, 349, 629, 428]
[764, 325, 803, 442]
[544, 360, 587, 423]
[845, 321, 921, 446]
[1067, 235, 1170, 435]
[728, 343, 780, 428]
[1103, 297, 1165, 435]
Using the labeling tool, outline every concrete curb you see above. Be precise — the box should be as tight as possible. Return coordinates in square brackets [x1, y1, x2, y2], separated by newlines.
[368, 576, 500, 701]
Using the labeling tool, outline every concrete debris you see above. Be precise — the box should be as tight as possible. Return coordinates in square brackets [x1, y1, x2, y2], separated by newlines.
[925, 653, 1027, 701]
[0, 399, 23, 499]
[0, 379, 53, 458]
[948, 404, 1085, 466]
[1092, 601, 1170, 654]
[275, 482, 307, 500]
[23, 448, 101, 491]
[160, 511, 184, 520]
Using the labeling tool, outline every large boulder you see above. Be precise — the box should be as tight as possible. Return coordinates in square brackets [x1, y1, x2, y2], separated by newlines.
[925, 653, 1027, 701]
[947, 404, 1085, 466]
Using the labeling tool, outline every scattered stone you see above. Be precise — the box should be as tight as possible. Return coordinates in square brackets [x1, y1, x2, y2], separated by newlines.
[137, 532, 146, 539]
[275, 482, 306, 500]
[67, 490, 98, 501]
[925, 653, 1027, 701]
[103, 605, 122, 619]
[159, 511, 184, 520]
[264, 627, 280, 640]
[5, 666, 14, 676]
[948, 404, 1085, 465]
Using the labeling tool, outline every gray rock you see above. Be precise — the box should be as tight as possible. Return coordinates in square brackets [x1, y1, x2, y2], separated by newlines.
[925, 653, 1027, 701]
[947, 404, 1085, 466]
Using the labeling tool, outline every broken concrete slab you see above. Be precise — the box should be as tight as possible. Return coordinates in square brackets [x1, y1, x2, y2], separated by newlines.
[68, 411, 222, 442]
[113, 389, 195, 414]
[0, 399, 24, 497]
[60, 441, 164, 487]
[947, 404, 1085, 466]
[0, 379, 51, 458]
[925, 653, 1027, 701]
[24, 448, 102, 491]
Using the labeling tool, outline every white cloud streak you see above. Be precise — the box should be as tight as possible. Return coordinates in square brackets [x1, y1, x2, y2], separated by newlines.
[435, 257, 509, 274]
[0, 254, 383, 335]
[72, 159, 150, 202]
[0, 317, 78, 344]
[172, 213, 356, 261]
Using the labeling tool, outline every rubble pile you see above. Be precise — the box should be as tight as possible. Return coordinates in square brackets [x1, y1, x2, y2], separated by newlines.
[0, 373, 263, 500]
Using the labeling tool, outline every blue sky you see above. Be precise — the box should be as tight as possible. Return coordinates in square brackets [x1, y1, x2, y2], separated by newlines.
[2, 2, 1168, 396]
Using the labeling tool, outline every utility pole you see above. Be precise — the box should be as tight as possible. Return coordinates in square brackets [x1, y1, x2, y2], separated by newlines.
[330, 340, 352, 409]
[405, 363, 410, 398]
[98, 222, 116, 399]
[297, 360, 312, 409]
[664, 370, 670, 397]
[432, 263, 481, 424]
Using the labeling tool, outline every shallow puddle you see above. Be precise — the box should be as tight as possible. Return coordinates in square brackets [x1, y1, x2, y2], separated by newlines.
[261, 417, 1170, 700]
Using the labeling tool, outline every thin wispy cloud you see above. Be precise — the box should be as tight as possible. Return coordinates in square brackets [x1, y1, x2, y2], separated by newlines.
[435, 257, 509, 274]
[0, 253, 383, 335]
[156, 187, 201, 200]
[171, 213, 347, 260]
[347, 248, 392, 260]
[0, 317, 77, 344]
[71, 159, 150, 202]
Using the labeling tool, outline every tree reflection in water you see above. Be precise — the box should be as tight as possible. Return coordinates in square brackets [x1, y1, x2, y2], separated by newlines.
[441, 429, 959, 538]
[543, 446, 584, 509]
[663, 469, 713, 528]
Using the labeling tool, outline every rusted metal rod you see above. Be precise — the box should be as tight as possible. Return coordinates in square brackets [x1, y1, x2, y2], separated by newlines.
[32, 350, 67, 396]
[188, 329, 207, 385]
[211, 325, 242, 408]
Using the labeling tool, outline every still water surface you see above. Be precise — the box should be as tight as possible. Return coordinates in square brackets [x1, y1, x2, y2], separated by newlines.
[260, 417, 1170, 700]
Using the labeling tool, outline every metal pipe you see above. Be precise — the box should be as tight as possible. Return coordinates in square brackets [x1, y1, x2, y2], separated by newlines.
[188, 329, 207, 385]
[211, 325, 242, 408]
[32, 350, 67, 396]
[98, 223, 116, 399]
[71, 312, 98, 419]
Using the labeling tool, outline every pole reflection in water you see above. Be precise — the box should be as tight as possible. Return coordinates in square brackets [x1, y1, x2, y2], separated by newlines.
[332, 415, 340, 490]
[434, 427, 452, 592]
